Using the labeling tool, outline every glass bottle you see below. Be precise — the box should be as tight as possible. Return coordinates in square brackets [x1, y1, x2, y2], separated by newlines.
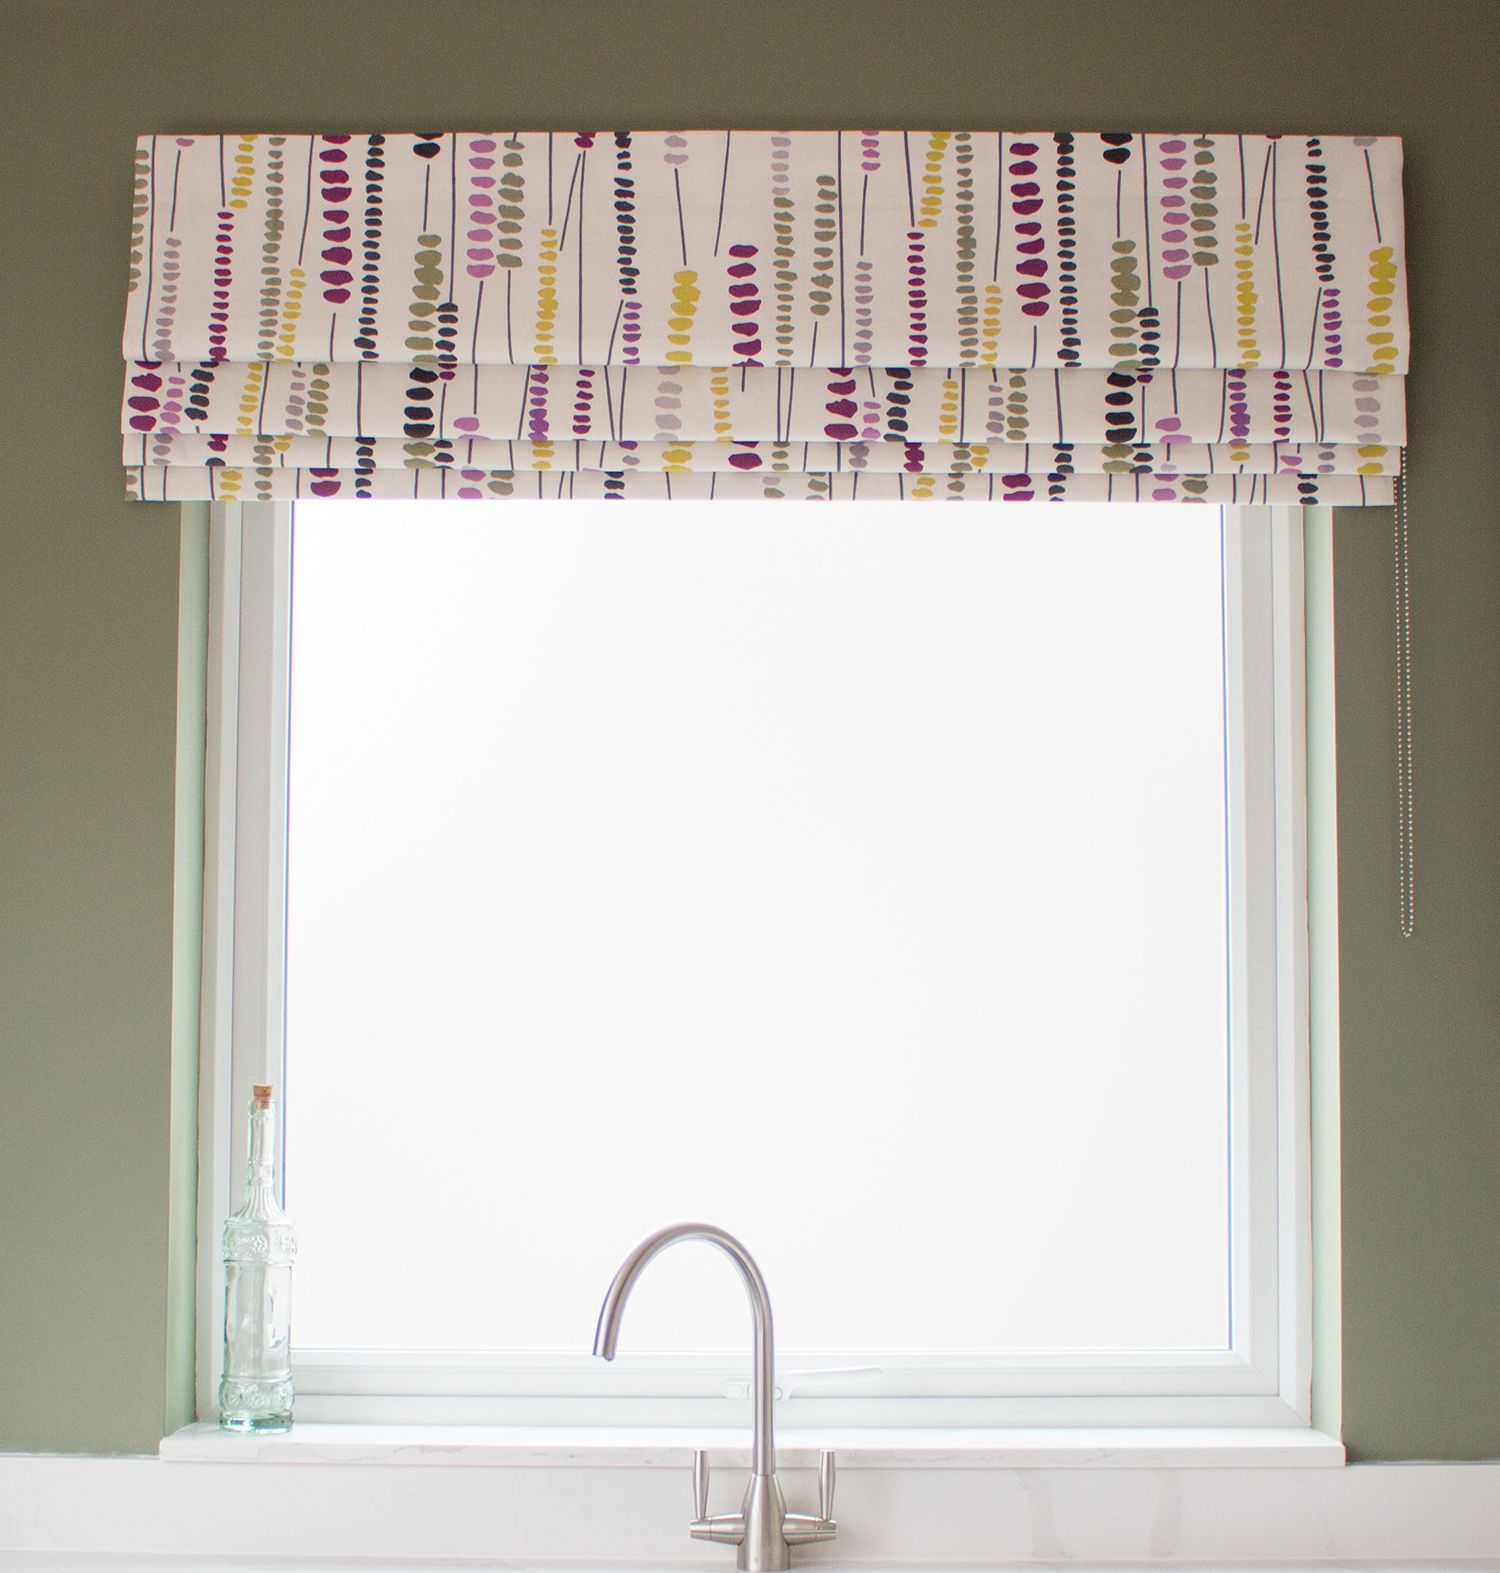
[219, 1082, 296, 1432]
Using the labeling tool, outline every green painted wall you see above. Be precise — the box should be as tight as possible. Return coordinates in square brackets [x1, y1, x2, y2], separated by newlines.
[2, 0, 1495, 1459]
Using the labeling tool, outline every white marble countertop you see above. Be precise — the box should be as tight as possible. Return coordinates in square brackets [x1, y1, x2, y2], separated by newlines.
[4, 1449, 1497, 1569]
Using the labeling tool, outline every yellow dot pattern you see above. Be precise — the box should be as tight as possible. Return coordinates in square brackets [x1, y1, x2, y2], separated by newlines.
[1364, 247, 1399, 374]
[665, 269, 700, 365]
[235, 361, 265, 437]
[277, 266, 306, 361]
[938, 376, 960, 441]
[919, 133, 949, 230]
[229, 135, 256, 211]
[1234, 222, 1260, 368]
[980, 283, 1002, 365]
[533, 227, 559, 364]
[711, 369, 732, 439]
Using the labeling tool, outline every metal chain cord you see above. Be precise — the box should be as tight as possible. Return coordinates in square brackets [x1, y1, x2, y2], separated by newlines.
[1395, 448, 1416, 937]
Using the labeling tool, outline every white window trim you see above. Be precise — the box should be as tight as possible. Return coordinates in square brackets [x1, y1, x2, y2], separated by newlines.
[197, 500, 1316, 1434]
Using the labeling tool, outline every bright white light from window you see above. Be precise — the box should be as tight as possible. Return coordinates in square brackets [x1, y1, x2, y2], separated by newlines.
[284, 500, 1228, 1355]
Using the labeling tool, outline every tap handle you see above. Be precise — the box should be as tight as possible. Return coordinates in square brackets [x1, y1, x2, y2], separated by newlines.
[693, 1449, 710, 1521]
[783, 1451, 840, 1546]
[692, 1514, 748, 1546]
[690, 1452, 747, 1545]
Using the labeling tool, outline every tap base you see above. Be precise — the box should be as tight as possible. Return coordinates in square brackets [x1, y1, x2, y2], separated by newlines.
[686, 1450, 838, 1569]
[738, 1472, 791, 1572]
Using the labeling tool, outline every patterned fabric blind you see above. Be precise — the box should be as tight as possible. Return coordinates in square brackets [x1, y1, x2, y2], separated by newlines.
[121, 131, 1407, 504]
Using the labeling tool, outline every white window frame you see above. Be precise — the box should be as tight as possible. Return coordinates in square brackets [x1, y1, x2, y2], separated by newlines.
[197, 499, 1312, 1431]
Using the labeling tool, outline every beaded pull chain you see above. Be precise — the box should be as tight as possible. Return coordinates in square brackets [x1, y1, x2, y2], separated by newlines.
[1395, 448, 1416, 937]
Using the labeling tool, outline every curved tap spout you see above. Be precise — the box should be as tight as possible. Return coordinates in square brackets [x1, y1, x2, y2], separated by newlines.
[593, 1222, 776, 1478]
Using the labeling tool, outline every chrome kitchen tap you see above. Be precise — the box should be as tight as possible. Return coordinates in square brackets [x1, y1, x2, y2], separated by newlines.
[592, 1222, 838, 1571]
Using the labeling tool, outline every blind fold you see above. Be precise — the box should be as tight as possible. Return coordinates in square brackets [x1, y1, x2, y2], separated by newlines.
[121, 130, 1407, 504]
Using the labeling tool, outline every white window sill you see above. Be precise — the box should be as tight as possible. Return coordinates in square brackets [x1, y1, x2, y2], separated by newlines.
[161, 1419, 1344, 1468]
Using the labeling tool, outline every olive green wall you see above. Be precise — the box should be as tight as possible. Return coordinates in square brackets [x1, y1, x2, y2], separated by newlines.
[2, 0, 1495, 1459]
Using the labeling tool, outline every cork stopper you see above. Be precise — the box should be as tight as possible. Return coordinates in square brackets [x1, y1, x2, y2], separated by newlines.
[252, 1084, 274, 1109]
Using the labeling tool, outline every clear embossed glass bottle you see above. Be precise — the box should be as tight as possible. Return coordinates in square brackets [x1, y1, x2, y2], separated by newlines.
[219, 1082, 296, 1432]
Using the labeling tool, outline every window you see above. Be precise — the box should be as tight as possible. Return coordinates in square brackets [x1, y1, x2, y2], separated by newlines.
[200, 500, 1311, 1430]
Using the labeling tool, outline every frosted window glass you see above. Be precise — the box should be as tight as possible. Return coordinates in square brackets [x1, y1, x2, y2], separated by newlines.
[284, 501, 1229, 1355]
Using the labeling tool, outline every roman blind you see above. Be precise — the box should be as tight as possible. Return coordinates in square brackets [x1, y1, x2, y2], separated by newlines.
[121, 130, 1407, 504]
